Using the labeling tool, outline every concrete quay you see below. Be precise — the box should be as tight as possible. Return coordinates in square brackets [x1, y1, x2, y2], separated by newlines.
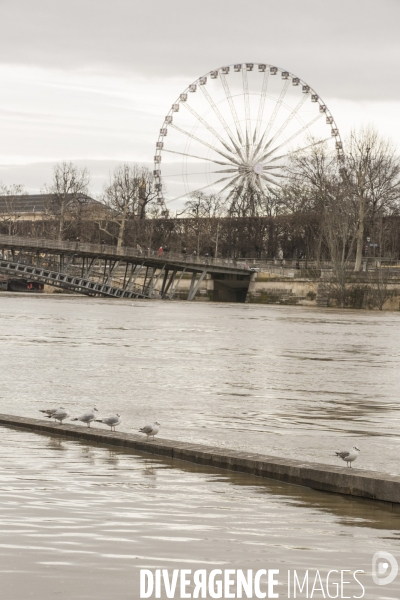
[1, 413, 399, 506]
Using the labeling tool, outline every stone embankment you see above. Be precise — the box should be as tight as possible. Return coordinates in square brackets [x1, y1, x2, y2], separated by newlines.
[180, 269, 400, 309]
[1, 413, 399, 506]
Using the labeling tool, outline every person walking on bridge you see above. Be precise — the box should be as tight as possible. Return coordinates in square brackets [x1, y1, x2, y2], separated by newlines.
[158, 246, 164, 258]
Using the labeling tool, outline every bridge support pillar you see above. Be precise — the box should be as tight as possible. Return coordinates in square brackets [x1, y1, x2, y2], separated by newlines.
[187, 270, 207, 301]
[208, 273, 251, 302]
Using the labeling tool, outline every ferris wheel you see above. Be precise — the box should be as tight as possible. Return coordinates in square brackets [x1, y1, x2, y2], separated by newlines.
[153, 63, 343, 212]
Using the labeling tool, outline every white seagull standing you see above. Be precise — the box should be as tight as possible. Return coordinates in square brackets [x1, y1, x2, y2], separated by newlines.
[46, 408, 70, 425]
[335, 446, 360, 468]
[95, 414, 121, 432]
[40, 406, 64, 417]
[71, 407, 98, 428]
[139, 422, 160, 441]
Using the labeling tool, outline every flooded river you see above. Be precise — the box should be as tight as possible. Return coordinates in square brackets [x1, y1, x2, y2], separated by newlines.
[1, 427, 400, 599]
[0, 295, 400, 598]
[0, 295, 400, 473]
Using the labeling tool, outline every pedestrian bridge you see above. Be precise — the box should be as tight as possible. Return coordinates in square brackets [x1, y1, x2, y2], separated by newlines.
[0, 234, 252, 300]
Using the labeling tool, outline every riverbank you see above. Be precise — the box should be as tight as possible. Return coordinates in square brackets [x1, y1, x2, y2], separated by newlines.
[1, 413, 399, 507]
[3, 269, 400, 310]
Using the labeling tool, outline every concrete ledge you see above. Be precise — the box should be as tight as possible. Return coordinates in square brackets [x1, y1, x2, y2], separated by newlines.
[1, 413, 399, 505]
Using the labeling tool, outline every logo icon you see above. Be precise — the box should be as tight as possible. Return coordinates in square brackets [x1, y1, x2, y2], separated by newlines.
[372, 551, 398, 586]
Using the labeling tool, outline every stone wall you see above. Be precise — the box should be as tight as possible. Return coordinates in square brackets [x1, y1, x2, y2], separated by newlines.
[35, 268, 400, 310]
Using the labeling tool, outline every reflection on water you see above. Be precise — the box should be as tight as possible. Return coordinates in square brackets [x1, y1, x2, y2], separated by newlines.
[0, 296, 400, 474]
[0, 428, 399, 600]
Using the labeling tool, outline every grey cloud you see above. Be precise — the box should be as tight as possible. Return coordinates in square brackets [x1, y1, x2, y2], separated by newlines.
[0, 0, 399, 100]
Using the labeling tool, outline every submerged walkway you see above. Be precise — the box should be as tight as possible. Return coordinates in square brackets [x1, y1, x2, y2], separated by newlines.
[1, 413, 399, 506]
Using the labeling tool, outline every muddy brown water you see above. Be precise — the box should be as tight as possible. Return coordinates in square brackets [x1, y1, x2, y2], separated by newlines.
[1, 296, 400, 598]
[1, 427, 400, 599]
[0, 295, 400, 474]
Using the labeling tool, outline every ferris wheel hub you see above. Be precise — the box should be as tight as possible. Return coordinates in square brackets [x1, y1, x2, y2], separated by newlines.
[253, 163, 263, 175]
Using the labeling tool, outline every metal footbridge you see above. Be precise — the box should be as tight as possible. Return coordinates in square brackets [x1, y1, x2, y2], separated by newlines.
[0, 234, 251, 300]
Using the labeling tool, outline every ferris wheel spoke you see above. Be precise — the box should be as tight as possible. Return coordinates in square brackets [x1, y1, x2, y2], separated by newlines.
[229, 177, 247, 209]
[181, 102, 238, 161]
[253, 71, 269, 144]
[255, 174, 268, 196]
[169, 123, 241, 165]
[242, 70, 252, 159]
[162, 168, 239, 178]
[220, 73, 244, 145]
[258, 177, 273, 195]
[268, 136, 331, 164]
[260, 173, 283, 188]
[163, 148, 233, 167]
[262, 163, 284, 170]
[217, 173, 243, 195]
[257, 113, 323, 163]
[226, 177, 244, 204]
[251, 80, 290, 162]
[262, 94, 309, 152]
[199, 86, 246, 161]
[166, 174, 239, 203]
[262, 170, 285, 178]
[261, 176, 281, 197]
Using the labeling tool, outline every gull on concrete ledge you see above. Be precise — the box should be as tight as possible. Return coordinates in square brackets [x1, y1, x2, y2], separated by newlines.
[71, 407, 98, 428]
[39, 406, 64, 416]
[95, 414, 121, 432]
[46, 408, 70, 425]
[335, 446, 360, 468]
[139, 422, 160, 441]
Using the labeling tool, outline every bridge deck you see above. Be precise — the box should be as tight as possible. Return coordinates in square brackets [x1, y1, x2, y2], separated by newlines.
[0, 234, 251, 299]
[0, 234, 248, 276]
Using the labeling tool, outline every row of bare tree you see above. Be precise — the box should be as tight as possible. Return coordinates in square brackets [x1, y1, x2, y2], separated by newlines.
[0, 126, 399, 269]
[0, 162, 160, 244]
[183, 126, 400, 271]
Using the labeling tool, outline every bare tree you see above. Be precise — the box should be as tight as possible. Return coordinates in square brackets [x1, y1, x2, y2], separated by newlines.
[136, 168, 159, 219]
[227, 184, 284, 219]
[0, 183, 26, 235]
[322, 189, 358, 307]
[341, 126, 400, 271]
[99, 165, 157, 249]
[44, 162, 91, 241]
[286, 140, 340, 266]
[366, 267, 393, 310]
[286, 140, 360, 306]
[184, 192, 225, 219]
[183, 192, 225, 255]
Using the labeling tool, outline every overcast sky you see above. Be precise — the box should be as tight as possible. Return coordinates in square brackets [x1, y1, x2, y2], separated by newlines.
[0, 0, 399, 195]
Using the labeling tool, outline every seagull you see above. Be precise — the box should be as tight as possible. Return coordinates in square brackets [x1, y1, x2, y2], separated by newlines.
[95, 414, 121, 432]
[39, 406, 64, 416]
[139, 422, 160, 441]
[46, 408, 70, 425]
[71, 407, 98, 428]
[335, 446, 360, 467]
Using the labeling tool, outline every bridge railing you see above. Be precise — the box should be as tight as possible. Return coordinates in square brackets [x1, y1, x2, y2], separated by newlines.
[0, 234, 251, 272]
[2, 234, 400, 274]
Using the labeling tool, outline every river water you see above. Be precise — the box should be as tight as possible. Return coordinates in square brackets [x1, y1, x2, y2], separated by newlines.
[1, 295, 400, 474]
[1, 427, 400, 599]
[0, 295, 400, 599]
